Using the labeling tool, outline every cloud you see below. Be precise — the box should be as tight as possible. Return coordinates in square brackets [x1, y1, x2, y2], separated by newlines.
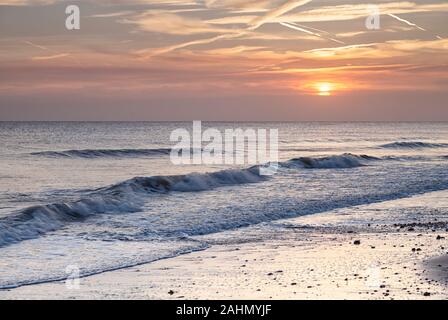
[32, 53, 70, 60]
[121, 11, 239, 35]
[247, 0, 312, 30]
[304, 43, 379, 55]
[135, 32, 245, 58]
[203, 0, 274, 12]
[278, 2, 448, 23]
[134, 0, 314, 57]
[0, 0, 54, 5]
[89, 11, 135, 18]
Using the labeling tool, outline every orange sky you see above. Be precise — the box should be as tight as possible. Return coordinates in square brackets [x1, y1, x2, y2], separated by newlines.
[0, 0, 447, 120]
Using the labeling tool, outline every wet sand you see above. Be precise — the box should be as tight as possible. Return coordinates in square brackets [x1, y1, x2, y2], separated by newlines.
[426, 255, 448, 285]
[0, 228, 446, 300]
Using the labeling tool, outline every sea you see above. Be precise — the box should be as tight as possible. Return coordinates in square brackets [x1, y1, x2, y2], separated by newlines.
[0, 122, 447, 288]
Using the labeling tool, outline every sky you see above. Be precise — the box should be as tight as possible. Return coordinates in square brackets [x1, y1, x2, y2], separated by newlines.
[0, 0, 447, 121]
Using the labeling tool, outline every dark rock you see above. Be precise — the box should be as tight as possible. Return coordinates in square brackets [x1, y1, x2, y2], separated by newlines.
[423, 292, 431, 297]
[168, 290, 175, 295]
[353, 240, 361, 245]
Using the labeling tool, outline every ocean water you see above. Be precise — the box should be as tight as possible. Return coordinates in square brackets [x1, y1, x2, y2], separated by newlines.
[0, 122, 448, 288]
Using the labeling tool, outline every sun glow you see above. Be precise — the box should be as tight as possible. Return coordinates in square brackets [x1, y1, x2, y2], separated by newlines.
[316, 82, 333, 96]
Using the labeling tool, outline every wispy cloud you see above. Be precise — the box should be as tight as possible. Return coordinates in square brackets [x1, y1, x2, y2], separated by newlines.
[32, 53, 70, 61]
[89, 11, 135, 19]
[121, 11, 240, 35]
[278, 2, 448, 23]
[0, 0, 54, 5]
[135, 0, 313, 57]
[23, 40, 78, 64]
[135, 33, 245, 58]
[247, 0, 312, 30]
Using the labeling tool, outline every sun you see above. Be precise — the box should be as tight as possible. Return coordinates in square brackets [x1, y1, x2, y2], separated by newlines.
[302, 81, 345, 96]
[316, 82, 333, 96]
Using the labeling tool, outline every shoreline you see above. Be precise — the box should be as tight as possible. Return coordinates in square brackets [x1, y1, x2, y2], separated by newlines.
[1, 228, 446, 300]
[1, 190, 447, 300]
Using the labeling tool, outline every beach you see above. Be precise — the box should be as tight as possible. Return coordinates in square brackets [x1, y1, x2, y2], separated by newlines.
[1, 190, 447, 300]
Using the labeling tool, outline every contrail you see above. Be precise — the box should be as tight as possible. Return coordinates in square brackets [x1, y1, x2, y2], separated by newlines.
[304, 43, 378, 54]
[388, 13, 444, 40]
[23, 40, 80, 65]
[287, 22, 345, 44]
[388, 13, 426, 31]
[141, 0, 313, 57]
[280, 22, 321, 36]
[248, 0, 313, 30]
[280, 22, 345, 44]
[287, 22, 331, 35]
[23, 40, 48, 51]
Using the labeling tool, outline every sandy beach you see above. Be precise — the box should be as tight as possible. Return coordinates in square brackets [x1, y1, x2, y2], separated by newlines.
[1, 191, 447, 300]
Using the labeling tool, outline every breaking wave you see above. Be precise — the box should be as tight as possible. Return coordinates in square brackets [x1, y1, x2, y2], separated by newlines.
[0, 166, 264, 247]
[284, 153, 378, 169]
[31, 148, 172, 158]
[379, 141, 448, 149]
[0, 153, 380, 248]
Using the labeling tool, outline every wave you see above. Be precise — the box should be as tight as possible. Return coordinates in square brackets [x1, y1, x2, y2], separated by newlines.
[284, 153, 378, 169]
[0, 153, 381, 248]
[0, 166, 264, 247]
[379, 141, 448, 149]
[30, 148, 172, 159]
